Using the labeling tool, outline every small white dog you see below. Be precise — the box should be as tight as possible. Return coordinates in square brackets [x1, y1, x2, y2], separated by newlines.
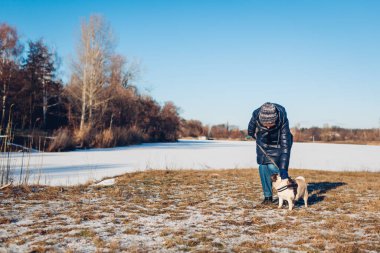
[271, 174, 308, 211]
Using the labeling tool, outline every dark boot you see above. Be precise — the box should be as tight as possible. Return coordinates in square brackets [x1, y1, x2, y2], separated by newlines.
[261, 196, 273, 205]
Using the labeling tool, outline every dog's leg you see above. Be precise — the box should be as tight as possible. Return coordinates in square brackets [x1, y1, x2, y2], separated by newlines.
[278, 197, 283, 209]
[295, 189, 300, 201]
[288, 197, 294, 211]
[304, 191, 308, 208]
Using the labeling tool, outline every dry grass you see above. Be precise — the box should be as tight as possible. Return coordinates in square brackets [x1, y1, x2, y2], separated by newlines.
[47, 128, 76, 152]
[0, 169, 379, 252]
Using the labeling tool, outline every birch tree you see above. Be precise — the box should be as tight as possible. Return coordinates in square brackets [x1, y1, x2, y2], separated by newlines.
[71, 15, 114, 131]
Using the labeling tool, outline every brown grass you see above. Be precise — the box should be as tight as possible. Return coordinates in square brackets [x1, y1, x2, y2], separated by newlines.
[73, 125, 95, 147]
[0, 169, 379, 252]
[113, 126, 147, 146]
[94, 128, 115, 148]
[47, 128, 76, 152]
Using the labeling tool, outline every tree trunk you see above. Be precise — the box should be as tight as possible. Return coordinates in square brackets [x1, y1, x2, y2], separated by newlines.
[80, 52, 88, 131]
[0, 92, 6, 135]
[0, 58, 4, 135]
[42, 79, 48, 129]
[80, 84, 86, 131]
[88, 73, 93, 126]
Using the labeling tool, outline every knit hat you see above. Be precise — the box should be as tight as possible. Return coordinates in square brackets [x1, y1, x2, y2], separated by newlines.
[259, 102, 278, 125]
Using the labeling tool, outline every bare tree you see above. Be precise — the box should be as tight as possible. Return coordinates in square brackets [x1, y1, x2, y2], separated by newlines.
[100, 54, 140, 128]
[109, 54, 128, 88]
[71, 15, 114, 131]
[110, 55, 140, 89]
[0, 23, 23, 134]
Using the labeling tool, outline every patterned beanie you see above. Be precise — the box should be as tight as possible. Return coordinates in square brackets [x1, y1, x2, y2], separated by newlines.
[259, 102, 278, 125]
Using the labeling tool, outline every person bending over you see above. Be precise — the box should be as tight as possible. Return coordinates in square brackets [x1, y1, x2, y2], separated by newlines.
[248, 102, 293, 205]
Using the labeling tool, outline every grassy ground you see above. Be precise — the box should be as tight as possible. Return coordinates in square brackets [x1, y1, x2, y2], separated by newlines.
[0, 169, 379, 253]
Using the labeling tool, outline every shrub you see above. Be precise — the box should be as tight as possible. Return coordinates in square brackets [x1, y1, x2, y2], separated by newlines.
[114, 126, 146, 146]
[94, 129, 115, 148]
[74, 125, 96, 148]
[47, 128, 76, 152]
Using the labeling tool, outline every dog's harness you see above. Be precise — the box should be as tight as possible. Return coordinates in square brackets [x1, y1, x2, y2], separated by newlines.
[276, 185, 288, 192]
[276, 178, 298, 194]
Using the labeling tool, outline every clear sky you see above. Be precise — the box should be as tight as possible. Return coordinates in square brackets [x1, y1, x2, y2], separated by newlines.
[1, 0, 379, 129]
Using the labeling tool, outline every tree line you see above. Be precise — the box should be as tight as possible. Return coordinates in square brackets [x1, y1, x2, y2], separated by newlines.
[291, 125, 380, 144]
[1, 16, 182, 151]
[181, 119, 380, 144]
[180, 119, 246, 140]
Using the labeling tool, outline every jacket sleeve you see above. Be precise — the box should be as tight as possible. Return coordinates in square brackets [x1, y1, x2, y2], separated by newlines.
[279, 118, 293, 173]
[248, 110, 258, 139]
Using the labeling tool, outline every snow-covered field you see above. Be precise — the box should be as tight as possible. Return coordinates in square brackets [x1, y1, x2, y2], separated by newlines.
[3, 140, 380, 186]
[1, 169, 379, 252]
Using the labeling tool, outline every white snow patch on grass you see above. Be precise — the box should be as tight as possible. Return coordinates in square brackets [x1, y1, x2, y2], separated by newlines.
[92, 178, 115, 186]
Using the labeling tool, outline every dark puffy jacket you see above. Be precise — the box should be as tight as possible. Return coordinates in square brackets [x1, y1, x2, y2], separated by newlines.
[247, 104, 293, 178]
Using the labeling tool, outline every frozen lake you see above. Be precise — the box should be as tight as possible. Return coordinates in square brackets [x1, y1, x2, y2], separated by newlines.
[3, 140, 380, 186]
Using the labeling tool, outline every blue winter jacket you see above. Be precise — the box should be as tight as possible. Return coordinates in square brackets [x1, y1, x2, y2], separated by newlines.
[248, 104, 293, 179]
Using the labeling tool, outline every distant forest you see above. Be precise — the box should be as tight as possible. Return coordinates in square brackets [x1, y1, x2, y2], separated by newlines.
[181, 120, 380, 145]
[1, 16, 379, 152]
[291, 125, 380, 144]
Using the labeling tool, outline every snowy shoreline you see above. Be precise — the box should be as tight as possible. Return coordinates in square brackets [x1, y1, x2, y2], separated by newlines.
[3, 139, 380, 186]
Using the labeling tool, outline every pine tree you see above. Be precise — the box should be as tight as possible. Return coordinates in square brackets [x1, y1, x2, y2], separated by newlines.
[23, 39, 61, 129]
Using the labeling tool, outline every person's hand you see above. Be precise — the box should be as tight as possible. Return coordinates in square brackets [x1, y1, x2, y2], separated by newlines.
[280, 169, 288, 179]
[246, 135, 256, 140]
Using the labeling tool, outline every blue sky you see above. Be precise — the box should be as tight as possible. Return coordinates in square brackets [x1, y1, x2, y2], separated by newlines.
[1, 0, 379, 129]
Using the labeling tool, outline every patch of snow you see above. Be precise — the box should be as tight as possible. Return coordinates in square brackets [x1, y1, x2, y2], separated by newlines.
[92, 178, 115, 186]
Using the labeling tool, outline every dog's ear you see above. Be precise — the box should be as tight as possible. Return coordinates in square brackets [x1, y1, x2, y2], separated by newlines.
[270, 174, 278, 182]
